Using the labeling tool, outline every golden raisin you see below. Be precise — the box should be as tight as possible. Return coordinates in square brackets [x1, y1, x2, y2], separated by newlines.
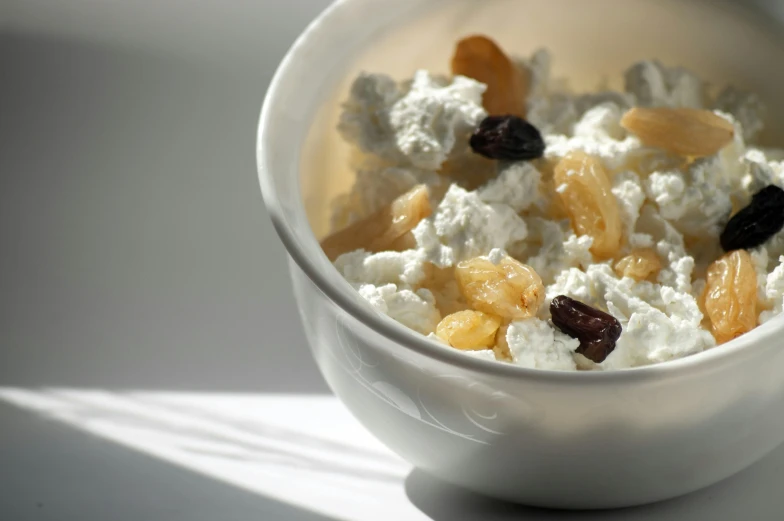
[493, 323, 513, 361]
[553, 152, 622, 259]
[538, 169, 570, 220]
[704, 250, 758, 344]
[420, 265, 470, 315]
[321, 185, 431, 260]
[697, 281, 712, 330]
[620, 107, 734, 158]
[455, 255, 545, 319]
[436, 310, 501, 350]
[451, 35, 529, 117]
[614, 248, 662, 281]
[387, 232, 417, 252]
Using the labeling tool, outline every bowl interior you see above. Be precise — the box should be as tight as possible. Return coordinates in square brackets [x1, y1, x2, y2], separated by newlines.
[259, 0, 784, 378]
[301, 0, 784, 238]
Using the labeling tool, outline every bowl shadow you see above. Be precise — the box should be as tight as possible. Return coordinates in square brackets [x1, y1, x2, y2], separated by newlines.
[404, 440, 784, 520]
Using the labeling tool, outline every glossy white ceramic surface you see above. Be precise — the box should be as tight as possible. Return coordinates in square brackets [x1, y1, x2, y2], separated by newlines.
[258, 0, 784, 508]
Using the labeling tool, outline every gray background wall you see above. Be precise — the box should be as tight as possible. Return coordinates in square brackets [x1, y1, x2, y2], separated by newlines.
[1, 0, 333, 393]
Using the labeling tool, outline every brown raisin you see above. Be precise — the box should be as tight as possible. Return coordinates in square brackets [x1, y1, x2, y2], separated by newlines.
[469, 115, 545, 161]
[720, 185, 784, 251]
[550, 295, 622, 363]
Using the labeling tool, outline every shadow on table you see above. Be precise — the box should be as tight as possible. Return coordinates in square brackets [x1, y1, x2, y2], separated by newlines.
[404, 442, 784, 520]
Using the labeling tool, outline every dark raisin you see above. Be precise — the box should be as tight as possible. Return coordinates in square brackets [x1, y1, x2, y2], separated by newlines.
[550, 295, 622, 363]
[720, 185, 784, 251]
[469, 115, 545, 160]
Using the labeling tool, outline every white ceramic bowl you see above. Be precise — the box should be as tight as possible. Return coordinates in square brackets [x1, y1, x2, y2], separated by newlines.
[257, 0, 784, 509]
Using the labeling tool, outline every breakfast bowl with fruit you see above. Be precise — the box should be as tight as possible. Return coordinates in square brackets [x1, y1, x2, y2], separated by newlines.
[257, 0, 784, 508]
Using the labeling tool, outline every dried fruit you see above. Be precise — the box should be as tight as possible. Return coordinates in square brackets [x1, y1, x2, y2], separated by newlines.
[420, 265, 470, 316]
[493, 323, 513, 361]
[614, 248, 662, 281]
[387, 232, 417, 252]
[451, 35, 529, 116]
[537, 165, 570, 220]
[696, 281, 712, 331]
[455, 255, 545, 319]
[620, 107, 734, 158]
[704, 250, 758, 344]
[469, 115, 545, 160]
[321, 185, 431, 260]
[439, 154, 497, 191]
[550, 295, 622, 363]
[436, 310, 501, 350]
[553, 152, 621, 259]
[720, 185, 784, 251]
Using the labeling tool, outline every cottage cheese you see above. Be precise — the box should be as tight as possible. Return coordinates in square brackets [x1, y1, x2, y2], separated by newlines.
[544, 133, 642, 173]
[413, 184, 528, 268]
[325, 48, 783, 371]
[514, 218, 592, 282]
[334, 249, 428, 287]
[546, 263, 713, 367]
[624, 60, 706, 109]
[760, 256, 784, 324]
[645, 156, 734, 238]
[612, 171, 646, 249]
[714, 86, 766, 142]
[504, 318, 579, 370]
[478, 161, 541, 213]
[357, 284, 441, 335]
[338, 71, 486, 170]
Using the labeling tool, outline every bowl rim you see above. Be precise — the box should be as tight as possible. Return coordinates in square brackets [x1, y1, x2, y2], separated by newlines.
[257, 0, 784, 384]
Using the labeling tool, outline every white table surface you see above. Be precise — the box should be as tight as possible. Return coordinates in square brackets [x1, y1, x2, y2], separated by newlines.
[2, 1, 784, 519]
